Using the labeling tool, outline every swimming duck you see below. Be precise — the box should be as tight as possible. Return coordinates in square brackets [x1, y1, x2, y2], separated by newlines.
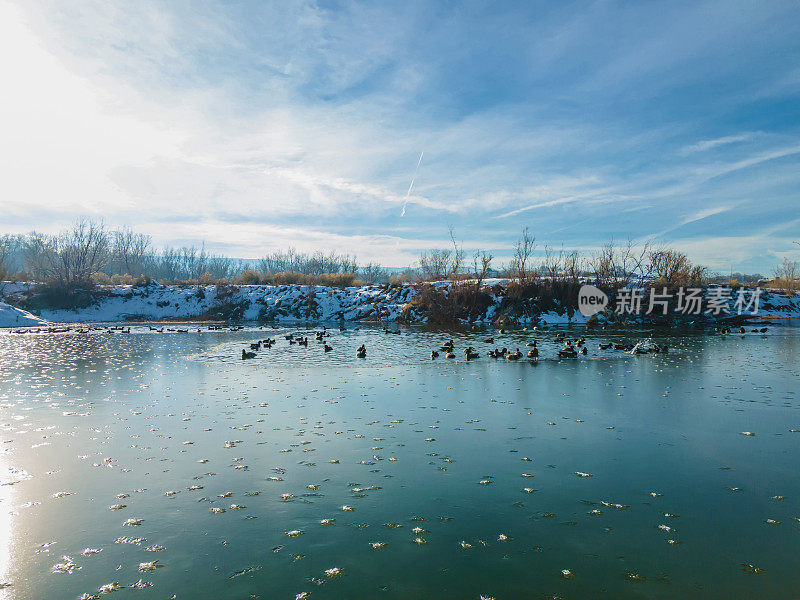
[242, 349, 256, 360]
[599, 343, 612, 350]
[356, 344, 367, 358]
[430, 350, 439, 359]
[445, 351, 456, 359]
[484, 337, 494, 344]
[506, 349, 522, 360]
[558, 347, 578, 359]
[323, 344, 333, 352]
[464, 347, 479, 360]
[527, 347, 539, 360]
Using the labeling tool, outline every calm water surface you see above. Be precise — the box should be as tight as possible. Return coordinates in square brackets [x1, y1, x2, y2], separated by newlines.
[0, 323, 798, 599]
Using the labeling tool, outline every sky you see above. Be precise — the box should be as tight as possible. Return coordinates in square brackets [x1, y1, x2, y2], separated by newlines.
[1, 0, 799, 273]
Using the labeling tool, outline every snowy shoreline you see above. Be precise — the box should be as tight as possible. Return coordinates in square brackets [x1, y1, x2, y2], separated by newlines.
[1, 281, 799, 328]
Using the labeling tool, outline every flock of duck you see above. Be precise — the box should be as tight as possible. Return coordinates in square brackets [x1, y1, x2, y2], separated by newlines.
[240, 327, 680, 363]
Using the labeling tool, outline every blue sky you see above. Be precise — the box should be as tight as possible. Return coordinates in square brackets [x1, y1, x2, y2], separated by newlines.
[2, 0, 799, 272]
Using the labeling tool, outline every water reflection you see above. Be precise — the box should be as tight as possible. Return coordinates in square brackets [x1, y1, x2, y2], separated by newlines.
[0, 322, 798, 599]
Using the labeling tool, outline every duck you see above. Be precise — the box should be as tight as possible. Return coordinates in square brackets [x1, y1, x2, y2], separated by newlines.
[599, 342, 612, 350]
[464, 347, 479, 360]
[527, 347, 539, 360]
[445, 351, 456, 359]
[323, 344, 333, 352]
[738, 327, 746, 334]
[241, 349, 256, 360]
[581, 346, 587, 355]
[760, 327, 768, 333]
[558, 342, 578, 358]
[356, 344, 366, 358]
[430, 350, 439, 359]
[249, 342, 261, 351]
[506, 349, 522, 360]
[525, 340, 537, 347]
[484, 337, 494, 344]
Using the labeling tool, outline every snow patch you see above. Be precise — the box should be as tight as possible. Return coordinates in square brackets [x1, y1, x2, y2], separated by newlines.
[0, 302, 50, 328]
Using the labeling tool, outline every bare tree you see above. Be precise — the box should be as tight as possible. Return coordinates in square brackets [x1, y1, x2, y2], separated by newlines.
[774, 258, 799, 291]
[510, 227, 535, 281]
[590, 239, 652, 286]
[563, 250, 583, 282]
[24, 219, 109, 289]
[110, 227, 151, 275]
[471, 251, 493, 284]
[447, 226, 465, 278]
[258, 247, 358, 276]
[0, 235, 10, 282]
[419, 248, 453, 280]
[360, 263, 388, 284]
[542, 245, 564, 280]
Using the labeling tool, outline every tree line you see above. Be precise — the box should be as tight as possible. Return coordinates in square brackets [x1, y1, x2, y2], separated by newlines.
[0, 220, 796, 294]
[0, 219, 391, 290]
[419, 227, 712, 288]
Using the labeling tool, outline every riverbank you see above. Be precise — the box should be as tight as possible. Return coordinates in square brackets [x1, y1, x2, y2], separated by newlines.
[1, 280, 799, 327]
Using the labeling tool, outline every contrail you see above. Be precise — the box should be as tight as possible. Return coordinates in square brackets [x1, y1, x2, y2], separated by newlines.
[401, 151, 423, 217]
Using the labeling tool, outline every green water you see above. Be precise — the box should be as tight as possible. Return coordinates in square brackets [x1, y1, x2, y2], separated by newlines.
[0, 324, 798, 599]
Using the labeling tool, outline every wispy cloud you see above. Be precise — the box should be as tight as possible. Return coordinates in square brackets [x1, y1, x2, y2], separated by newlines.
[679, 133, 755, 155]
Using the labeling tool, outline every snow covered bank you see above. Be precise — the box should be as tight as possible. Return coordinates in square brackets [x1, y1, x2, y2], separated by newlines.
[1, 281, 798, 326]
[0, 302, 50, 327]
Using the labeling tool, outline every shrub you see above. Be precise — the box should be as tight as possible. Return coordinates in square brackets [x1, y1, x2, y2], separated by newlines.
[92, 272, 113, 285]
[404, 281, 493, 324]
[235, 269, 262, 285]
[215, 279, 239, 302]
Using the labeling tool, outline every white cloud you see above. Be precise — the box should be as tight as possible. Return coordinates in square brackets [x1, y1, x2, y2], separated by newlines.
[679, 133, 754, 155]
[0, 2, 185, 217]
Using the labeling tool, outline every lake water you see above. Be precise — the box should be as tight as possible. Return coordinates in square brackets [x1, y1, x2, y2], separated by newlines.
[1, 323, 798, 599]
